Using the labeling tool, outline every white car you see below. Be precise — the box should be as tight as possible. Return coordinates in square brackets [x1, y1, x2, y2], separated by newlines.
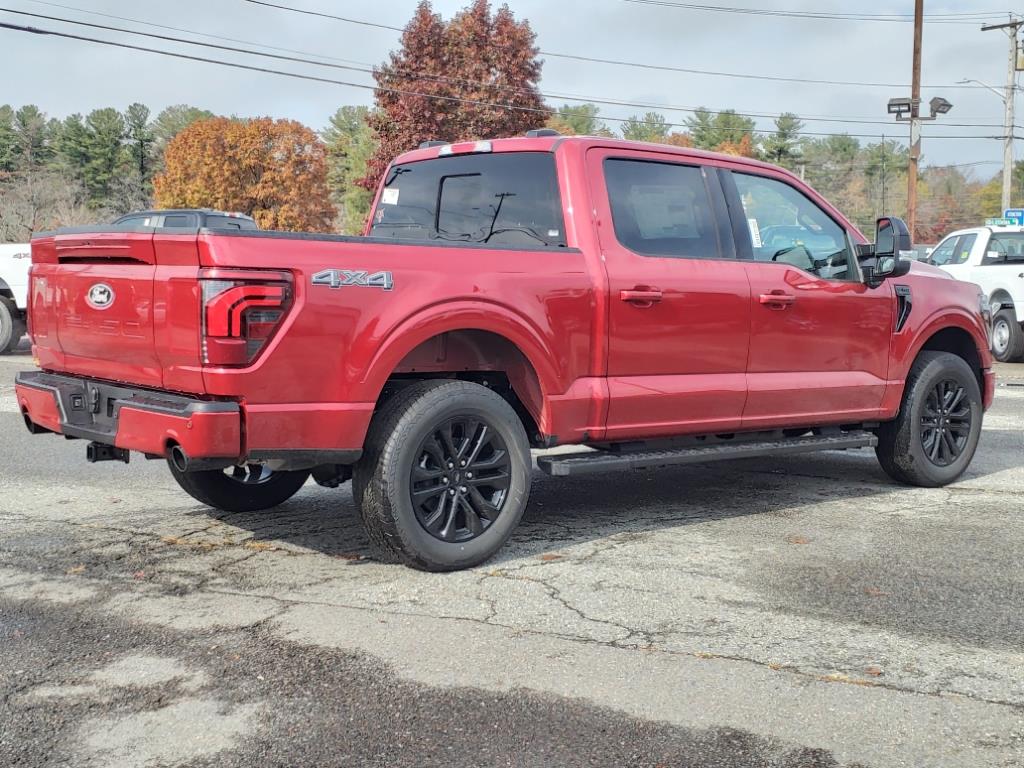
[929, 226, 1024, 362]
[0, 243, 30, 354]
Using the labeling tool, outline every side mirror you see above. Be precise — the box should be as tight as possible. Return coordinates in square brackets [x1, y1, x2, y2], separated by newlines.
[874, 253, 913, 280]
[874, 216, 912, 258]
[868, 216, 914, 285]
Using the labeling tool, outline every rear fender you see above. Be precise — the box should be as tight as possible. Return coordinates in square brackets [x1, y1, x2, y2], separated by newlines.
[361, 301, 563, 428]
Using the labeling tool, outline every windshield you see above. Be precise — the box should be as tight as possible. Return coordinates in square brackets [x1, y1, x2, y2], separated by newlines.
[369, 152, 567, 247]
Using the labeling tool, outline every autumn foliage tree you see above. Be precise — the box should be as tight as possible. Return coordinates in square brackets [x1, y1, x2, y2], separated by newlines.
[155, 117, 335, 232]
[361, 0, 545, 188]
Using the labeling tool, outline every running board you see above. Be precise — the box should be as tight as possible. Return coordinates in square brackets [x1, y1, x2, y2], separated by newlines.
[537, 431, 878, 477]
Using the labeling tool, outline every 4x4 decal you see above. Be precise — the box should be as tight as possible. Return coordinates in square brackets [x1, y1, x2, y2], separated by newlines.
[311, 269, 394, 291]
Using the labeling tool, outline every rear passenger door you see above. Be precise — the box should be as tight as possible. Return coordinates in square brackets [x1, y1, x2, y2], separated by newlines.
[588, 148, 752, 441]
[722, 170, 893, 428]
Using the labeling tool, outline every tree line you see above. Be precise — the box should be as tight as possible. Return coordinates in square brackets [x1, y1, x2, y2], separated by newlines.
[1, 0, 1020, 242]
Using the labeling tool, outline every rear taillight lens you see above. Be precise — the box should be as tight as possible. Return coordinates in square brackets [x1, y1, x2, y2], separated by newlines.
[199, 269, 292, 366]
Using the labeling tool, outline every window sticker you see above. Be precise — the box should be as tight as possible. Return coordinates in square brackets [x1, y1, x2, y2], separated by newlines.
[747, 218, 763, 248]
[381, 187, 400, 206]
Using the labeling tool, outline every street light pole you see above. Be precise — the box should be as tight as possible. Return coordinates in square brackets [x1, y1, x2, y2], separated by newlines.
[960, 77, 1016, 212]
[908, 0, 924, 239]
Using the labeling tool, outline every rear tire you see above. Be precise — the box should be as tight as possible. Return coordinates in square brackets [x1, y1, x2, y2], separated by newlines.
[990, 308, 1024, 362]
[0, 297, 24, 354]
[353, 380, 532, 571]
[168, 461, 310, 513]
[876, 351, 983, 487]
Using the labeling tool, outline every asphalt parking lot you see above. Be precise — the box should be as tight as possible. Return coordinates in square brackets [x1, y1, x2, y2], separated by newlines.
[1, 343, 1022, 768]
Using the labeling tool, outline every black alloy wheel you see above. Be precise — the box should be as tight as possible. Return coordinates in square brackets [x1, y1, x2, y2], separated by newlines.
[409, 418, 511, 543]
[920, 379, 972, 467]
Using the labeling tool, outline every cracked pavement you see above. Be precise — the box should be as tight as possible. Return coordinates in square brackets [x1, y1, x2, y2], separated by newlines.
[2, 346, 1024, 767]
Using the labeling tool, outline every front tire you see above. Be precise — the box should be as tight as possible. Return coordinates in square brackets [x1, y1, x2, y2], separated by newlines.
[876, 351, 983, 487]
[354, 380, 532, 571]
[168, 461, 310, 513]
[990, 308, 1024, 362]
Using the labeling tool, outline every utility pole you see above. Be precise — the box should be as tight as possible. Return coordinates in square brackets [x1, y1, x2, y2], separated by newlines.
[981, 18, 1023, 213]
[907, 0, 924, 240]
[881, 133, 887, 217]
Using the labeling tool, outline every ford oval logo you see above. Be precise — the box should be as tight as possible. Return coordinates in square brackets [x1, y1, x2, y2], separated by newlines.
[86, 283, 115, 310]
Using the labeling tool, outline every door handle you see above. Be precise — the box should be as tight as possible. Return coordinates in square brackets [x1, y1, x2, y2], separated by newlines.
[759, 292, 796, 309]
[620, 289, 663, 305]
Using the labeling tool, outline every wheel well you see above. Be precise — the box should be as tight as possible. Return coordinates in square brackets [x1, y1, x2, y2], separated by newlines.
[919, 327, 983, 388]
[377, 330, 545, 446]
[990, 290, 1014, 313]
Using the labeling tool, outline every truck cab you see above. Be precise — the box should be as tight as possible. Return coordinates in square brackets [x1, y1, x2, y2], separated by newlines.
[929, 225, 1024, 361]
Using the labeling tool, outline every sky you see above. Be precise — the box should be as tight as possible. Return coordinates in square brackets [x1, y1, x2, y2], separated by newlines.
[1, 0, 1020, 178]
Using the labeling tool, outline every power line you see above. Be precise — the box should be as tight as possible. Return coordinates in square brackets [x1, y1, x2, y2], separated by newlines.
[244, 0, 402, 31]
[2, 7, 1009, 131]
[0, 20, 1008, 143]
[17, 0, 1004, 124]
[20, 0, 375, 68]
[621, 1, 1010, 25]
[237, 0, 998, 91]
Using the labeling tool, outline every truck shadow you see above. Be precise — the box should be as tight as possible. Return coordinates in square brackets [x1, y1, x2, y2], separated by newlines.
[195, 431, 1021, 565]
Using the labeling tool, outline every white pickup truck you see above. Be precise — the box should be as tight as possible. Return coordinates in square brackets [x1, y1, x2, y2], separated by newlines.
[0, 243, 30, 354]
[929, 226, 1024, 362]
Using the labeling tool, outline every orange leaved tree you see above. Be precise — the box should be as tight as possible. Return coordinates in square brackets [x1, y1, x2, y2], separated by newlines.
[154, 117, 336, 232]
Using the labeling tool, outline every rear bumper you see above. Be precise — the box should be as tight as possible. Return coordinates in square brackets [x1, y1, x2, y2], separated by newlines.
[16, 371, 241, 460]
[15, 371, 367, 468]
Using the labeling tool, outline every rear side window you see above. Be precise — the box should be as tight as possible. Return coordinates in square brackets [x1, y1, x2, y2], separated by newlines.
[206, 215, 257, 230]
[603, 159, 719, 259]
[370, 152, 566, 247]
[115, 215, 154, 228]
[986, 232, 1024, 263]
[161, 214, 195, 228]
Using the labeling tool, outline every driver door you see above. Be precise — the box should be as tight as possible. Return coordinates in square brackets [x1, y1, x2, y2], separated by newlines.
[723, 170, 894, 428]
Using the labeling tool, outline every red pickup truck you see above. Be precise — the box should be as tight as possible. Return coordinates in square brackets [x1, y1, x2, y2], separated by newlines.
[16, 134, 995, 570]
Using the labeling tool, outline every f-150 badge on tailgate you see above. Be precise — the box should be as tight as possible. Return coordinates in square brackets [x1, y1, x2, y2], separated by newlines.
[312, 269, 394, 290]
[85, 283, 115, 309]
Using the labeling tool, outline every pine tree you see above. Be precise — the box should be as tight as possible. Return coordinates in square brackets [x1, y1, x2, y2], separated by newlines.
[323, 106, 378, 233]
[621, 112, 670, 142]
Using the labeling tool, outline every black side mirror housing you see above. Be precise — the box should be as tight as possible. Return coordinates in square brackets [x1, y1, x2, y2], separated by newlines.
[867, 216, 914, 286]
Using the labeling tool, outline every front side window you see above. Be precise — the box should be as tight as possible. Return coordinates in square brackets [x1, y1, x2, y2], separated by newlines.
[928, 236, 960, 266]
[985, 232, 1024, 263]
[369, 152, 566, 247]
[603, 158, 719, 259]
[733, 172, 854, 280]
[952, 233, 976, 264]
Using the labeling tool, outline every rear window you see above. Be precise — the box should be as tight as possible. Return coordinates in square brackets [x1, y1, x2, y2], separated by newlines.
[369, 152, 567, 247]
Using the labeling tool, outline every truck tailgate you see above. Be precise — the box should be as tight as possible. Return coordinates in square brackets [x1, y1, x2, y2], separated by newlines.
[31, 231, 202, 391]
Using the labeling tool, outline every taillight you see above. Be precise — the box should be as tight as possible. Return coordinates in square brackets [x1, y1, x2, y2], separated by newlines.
[199, 269, 292, 366]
